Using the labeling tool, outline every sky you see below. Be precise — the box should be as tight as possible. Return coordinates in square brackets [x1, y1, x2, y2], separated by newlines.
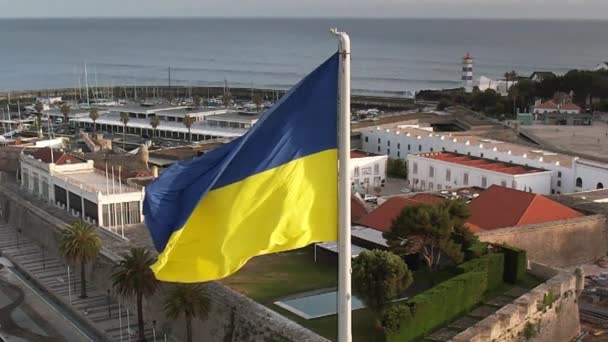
[1, 0, 607, 19]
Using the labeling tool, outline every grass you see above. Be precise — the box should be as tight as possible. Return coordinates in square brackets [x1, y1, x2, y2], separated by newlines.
[222, 247, 384, 341]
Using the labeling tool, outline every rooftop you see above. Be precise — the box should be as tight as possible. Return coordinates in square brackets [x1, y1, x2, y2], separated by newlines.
[149, 142, 226, 161]
[416, 152, 547, 175]
[367, 125, 575, 167]
[205, 112, 261, 123]
[356, 193, 444, 232]
[468, 185, 584, 230]
[350, 150, 382, 159]
[58, 168, 141, 194]
[26, 147, 85, 165]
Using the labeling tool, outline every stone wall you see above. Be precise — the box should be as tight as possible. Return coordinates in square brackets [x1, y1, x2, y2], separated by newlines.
[451, 263, 582, 342]
[478, 215, 608, 268]
[0, 184, 327, 342]
[0, 146, 26, 173]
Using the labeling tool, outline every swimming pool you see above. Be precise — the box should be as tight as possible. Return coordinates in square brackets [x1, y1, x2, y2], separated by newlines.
[274, 291, 366, 319]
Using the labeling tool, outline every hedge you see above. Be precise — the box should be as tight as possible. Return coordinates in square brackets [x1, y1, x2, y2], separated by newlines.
[386, 271, 487, 342]
[385, 253, 505, 342]
[500, 244, 527, 283]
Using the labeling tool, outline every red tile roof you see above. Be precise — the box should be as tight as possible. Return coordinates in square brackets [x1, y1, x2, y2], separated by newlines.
[468, 185, 583, 230]
[351, 150, 380, 159]
[356, 193, 444, 232]
[535, 100, 559, 110]
[420, 152, 545, 175]
[351, 195, 369, 222]
[29, 148, 84, 165]
[560, 103, 582, 111]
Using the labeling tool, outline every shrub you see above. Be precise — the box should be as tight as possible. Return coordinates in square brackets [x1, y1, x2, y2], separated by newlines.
[501, 244, 527, 283]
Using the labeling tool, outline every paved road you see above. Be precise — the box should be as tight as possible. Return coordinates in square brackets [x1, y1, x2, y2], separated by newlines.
[0, 259, 93, 341]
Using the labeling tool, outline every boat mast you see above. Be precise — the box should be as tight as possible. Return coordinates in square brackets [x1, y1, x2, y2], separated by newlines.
[84, 62, 91, 107]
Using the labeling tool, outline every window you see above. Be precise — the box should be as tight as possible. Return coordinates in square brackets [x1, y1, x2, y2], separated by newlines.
[598, 183, 604, 190]
[408, 144, 411, 151]
[377, 146, 380, 152]
[467, 152, 471, 156]
[374, 164, 380, 175]
[421, 180, 426, 189]
[576, 177, 583, 188]
[397, 143, 401, 149]
[558, 171, 562, 178]
[481, 176, 488, 188]
[442, 147, 446, 151]
[430, 147, 434, 152]
[429, 182, 434, 190]
[378, 138, 381, 144]
[501, 180, 507, 187]
[418, 145, 422, 152]
[480, 153, 484, 158]
[387, 140, 391, 147]
[413, 162, 418, 175]
[397, 151, 400, 157]
[429, 166, 435, 178]
[354, 167, 360, 177]
[512, 180, 517, 189]
[463, 173, 469, 186]
[557, 180, 561, 187]
[365, 137, 368, 143]
[551, 189, 555, 194]
[387, 149, 391, 155]
[438, 184, 442, 190]
[445, 169, 451, 182]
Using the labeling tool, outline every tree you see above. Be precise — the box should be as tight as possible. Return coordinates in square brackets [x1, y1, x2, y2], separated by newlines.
[352, 250, 413, 321]
[384, 201, 471, 271]
[193, 95, 202, 108]
[120, 112, 129, 150]
[150, 115, 160, 138]
[436, 99, 450, 111]
[223, 91, 232, 108]
[60, 103, 71, 123]
[373, 186, 382, 196]
[183, 114, 196, 142]
[387, 158, 407, 178]
[112, 248, 159, 342]
[89, 108, 99, 132]
[163, 284, 210, 342]
[253, 93, 263, 110]
[59, 221, 102, 299]
[34, 101, 44, 114]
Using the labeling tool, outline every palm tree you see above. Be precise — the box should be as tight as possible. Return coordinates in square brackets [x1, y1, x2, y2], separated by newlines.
[112, 247, 158, 342]
[150, 115, 160, 138]
[59, 221, 102, 299]
[253, 93, 263, 111]
[183, 115, 195, 142]
[193, 95, 202, 108]
[34, 101, 44, 114]
[89, 108, 99, 132]
[222, 91, 232, 109]
[163, 284, 209, 342]
[34, 102, 44, 138]
[504, 72, 511, 93]
[120, 112, 129, 150]
[60, 103, 71, 124]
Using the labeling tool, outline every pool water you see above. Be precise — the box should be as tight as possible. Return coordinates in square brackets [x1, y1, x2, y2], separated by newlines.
[274, 291, 366, 319]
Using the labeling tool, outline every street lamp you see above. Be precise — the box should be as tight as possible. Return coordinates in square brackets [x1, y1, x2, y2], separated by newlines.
[152, 320, 157, 342]
[17, 228, 21, 249]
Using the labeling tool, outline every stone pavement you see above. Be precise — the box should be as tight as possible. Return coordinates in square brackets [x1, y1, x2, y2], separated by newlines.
[0, 223, 161, 342]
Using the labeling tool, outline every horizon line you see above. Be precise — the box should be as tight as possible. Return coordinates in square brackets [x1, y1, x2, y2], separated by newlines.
[0, 16, 607, 21]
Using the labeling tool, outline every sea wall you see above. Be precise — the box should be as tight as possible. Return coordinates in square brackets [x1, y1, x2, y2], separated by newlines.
[478, 215, 608, 267]
[450, 263, 582, 342]
[0, 181, 327, 342]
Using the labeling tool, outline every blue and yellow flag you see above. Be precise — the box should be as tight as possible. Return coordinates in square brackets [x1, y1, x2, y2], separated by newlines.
[144, 54, 339, 282]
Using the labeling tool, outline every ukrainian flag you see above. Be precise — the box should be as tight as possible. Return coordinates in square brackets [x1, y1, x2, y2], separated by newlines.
[144, 53, 339, 282]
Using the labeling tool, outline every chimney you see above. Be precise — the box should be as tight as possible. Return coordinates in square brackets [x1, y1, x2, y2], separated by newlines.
[152, 166, 159, 179]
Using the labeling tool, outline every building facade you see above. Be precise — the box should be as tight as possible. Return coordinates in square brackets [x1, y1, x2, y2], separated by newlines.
[350, 151, 388, 192]
[20, 148, 144, 233]
[361, 125, 608, 194]
[407, 152, 553, 195]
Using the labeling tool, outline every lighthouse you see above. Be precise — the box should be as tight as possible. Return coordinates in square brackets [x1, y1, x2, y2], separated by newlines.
[462, 53, 474, 93]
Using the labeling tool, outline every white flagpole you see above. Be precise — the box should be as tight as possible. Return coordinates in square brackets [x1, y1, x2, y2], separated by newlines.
[331, 28, 352, 342]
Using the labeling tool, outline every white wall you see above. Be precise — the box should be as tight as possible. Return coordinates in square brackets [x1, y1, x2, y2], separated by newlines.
[361, 128, 579, 194]
[350, 155, 387, 190]
[407, 154, 553, 195]
[574, 160, 608, 191]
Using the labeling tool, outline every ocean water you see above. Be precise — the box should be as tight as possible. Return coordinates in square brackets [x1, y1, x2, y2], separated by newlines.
[0, 18, 607, 95]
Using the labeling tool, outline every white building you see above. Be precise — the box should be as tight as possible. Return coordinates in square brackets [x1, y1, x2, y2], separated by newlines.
[20, 147, 145, 232]
[350, 150, 388, 192]
[533, 100, 581, 115]
[407, 152, 553, 195]
[361, 125, 608, 194]
[69, 104, 256, 141]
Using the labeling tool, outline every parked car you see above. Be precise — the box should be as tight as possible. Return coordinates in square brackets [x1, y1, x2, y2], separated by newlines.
[400, 188, 411, 194]
[363, 195, 378, 203]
